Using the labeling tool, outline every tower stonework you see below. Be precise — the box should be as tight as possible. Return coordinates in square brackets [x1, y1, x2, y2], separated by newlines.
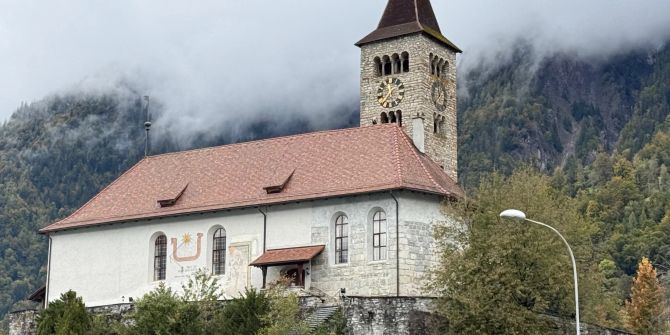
[357, 0, 461, 181]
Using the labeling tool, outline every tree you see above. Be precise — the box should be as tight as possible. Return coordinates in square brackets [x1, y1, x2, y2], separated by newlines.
[259, 280, 311, 335]
[215, 288, 270, 335]
[624, 257, 668, 334]
[130, 283, 201, 335]
[36, 290, 90, 335]
[430, 168, 619, 334]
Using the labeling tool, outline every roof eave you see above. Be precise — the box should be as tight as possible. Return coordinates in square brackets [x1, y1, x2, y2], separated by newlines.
[356, 30, 462, 53]
[39, 186, 455, 234]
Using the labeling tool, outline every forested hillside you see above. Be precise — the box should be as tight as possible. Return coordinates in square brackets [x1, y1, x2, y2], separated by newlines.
[1, 41, 669, 328]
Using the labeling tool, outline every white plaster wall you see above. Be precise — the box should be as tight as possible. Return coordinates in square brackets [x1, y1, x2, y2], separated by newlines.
[47, 191, 451, 306]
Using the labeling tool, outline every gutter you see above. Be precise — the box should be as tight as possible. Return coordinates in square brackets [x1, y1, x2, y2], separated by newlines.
[389, 191, 400, 297]
[258, 207, 267, 252]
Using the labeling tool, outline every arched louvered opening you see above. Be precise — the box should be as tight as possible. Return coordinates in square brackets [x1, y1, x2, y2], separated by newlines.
[401, 52, 409, 73]
[382, 55, 392, 76]
[380, 112, 389, 124]
[392, 53, 401, 74]
[374, 57, 382, 77]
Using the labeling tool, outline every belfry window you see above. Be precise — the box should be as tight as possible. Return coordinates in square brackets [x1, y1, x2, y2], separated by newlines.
[374, 57, 382, 77]
[396, 111, 402, 126]
[154, 235, 167, 281]
[401, 52, 409, 73]
[389, 111, 397, 123]
[392, 54, 401, 74]
[382, 56, 392, 76]
[380, 112, 389, 124]
[212, 228, 226, 275]
[335, 215, 349, 264]
[372, 211, 387, 260]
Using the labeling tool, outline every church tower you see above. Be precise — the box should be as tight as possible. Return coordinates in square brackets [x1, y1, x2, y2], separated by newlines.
[357, 0, 461, 181]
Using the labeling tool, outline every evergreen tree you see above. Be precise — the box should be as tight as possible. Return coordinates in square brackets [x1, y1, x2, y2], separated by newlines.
[624, 257, 668, 334]
[36, 290, 89, 335]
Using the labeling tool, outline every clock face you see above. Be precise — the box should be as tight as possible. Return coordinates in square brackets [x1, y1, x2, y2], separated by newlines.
[431, 80, 448, 112]
[377, 78, 405, 108]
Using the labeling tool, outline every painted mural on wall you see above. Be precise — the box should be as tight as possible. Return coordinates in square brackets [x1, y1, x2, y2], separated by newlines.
[225, 244, 251, 295]
[170, 232, 203, 278]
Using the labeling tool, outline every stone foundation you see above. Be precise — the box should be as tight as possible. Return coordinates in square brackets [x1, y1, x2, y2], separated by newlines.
[9, 297, 633, 335]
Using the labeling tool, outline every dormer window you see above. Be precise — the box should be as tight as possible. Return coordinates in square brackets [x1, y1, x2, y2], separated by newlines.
[263, 169, 295, 194]
[157, 183, 188, 208]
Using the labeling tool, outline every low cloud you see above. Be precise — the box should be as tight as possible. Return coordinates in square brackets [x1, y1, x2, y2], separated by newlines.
[2, 0, 670, 138]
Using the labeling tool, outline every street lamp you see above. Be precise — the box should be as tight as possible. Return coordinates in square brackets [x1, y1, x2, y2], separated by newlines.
[499, 209, 580, 335]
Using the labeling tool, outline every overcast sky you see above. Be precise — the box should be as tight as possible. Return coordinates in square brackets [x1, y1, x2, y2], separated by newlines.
[1, 0, 670, 132]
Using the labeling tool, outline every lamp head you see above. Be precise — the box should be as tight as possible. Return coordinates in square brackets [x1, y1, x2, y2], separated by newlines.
[499, 209, 527, 221]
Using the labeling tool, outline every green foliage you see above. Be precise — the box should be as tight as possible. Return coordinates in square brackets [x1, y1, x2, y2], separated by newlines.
[36, 290, 89, 335]
[130, 283, 201, 335]
[431, 168, 621, 333]
[215, 288, 270, 335]
[259, 283, 311, 335]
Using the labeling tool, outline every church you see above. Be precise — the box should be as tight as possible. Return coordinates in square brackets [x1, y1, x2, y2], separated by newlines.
[40, 0, 462, 315]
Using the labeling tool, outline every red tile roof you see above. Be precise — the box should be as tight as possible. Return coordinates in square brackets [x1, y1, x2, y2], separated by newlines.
[250, 245, 326, 267]
[41, 125, 462, 233]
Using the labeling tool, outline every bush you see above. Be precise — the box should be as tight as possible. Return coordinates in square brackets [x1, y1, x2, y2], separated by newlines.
[36, 290, 89, 335]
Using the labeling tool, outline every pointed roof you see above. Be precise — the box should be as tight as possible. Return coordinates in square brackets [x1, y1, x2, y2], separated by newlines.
[41, 124, 462, 233]
[356, 0, 461, 52]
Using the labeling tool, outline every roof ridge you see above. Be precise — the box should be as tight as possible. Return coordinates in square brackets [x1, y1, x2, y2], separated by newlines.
[396, 127, 448, 194]
[50, 158, 149, 227]
[143, 125, 395, 160]
[391, 125, 404, 187]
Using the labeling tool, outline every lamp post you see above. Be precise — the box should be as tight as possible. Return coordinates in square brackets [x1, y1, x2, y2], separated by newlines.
[499, 209, 580, 335]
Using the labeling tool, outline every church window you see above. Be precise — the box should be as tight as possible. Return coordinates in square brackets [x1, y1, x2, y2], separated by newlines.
[374, 57, 382, 77]
[380, 112, 389, 124]
[382, 56, 392, 76]
[396, 110, 402, 126]
[392, 53, 401, 74]
[442, 61, 449, 77]
[372, 211, 387, 260]
[433, 113, 438, 133]
[439, 116, 447, 136]
[154, 235, 167, 281]
[430, 54, 435, 75]
[436, 59, 443, 77]
[389, 111, 397, 123]
[401, 52, 409, 73]
[335, 215, 349, 264]
[212, 228, 226, 275]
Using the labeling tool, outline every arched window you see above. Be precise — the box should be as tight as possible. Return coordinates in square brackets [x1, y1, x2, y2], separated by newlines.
[396, 110, 402, 126]
[154, 235, 167, 281]
[442, 61, 449, 77]
[393, 54, 401, 74]
[372, 211, 387, 260]
[437, 59, 443, 77]
[431, 57, 438, 76]
[212, 228, 226, 275]
[401, 52, 409, 73]
[374, 57, 382, 77]
[380, 112, 389, 124]
[440, 116, 447, 136]
[335, 215, 349, 264]
[389, 111, 397, 123]
[433, 113, 438, 133]
[382, 56, 392, 76]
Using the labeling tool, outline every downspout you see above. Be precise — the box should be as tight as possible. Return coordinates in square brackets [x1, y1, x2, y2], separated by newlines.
[258, 207, 267, 252]
[390, 192, 400, 297]
[45, 235, 53, 308]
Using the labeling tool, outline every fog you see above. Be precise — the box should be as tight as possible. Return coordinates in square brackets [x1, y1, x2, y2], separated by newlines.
[1, 0, 670, 137]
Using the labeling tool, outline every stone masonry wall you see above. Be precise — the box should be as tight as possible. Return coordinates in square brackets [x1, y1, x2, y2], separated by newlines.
[359, 34, 458, 181]
[9, 310, 38, 335]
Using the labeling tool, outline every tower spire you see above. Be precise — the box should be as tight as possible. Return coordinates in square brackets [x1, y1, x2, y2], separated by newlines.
[356, 0, 461, 52]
